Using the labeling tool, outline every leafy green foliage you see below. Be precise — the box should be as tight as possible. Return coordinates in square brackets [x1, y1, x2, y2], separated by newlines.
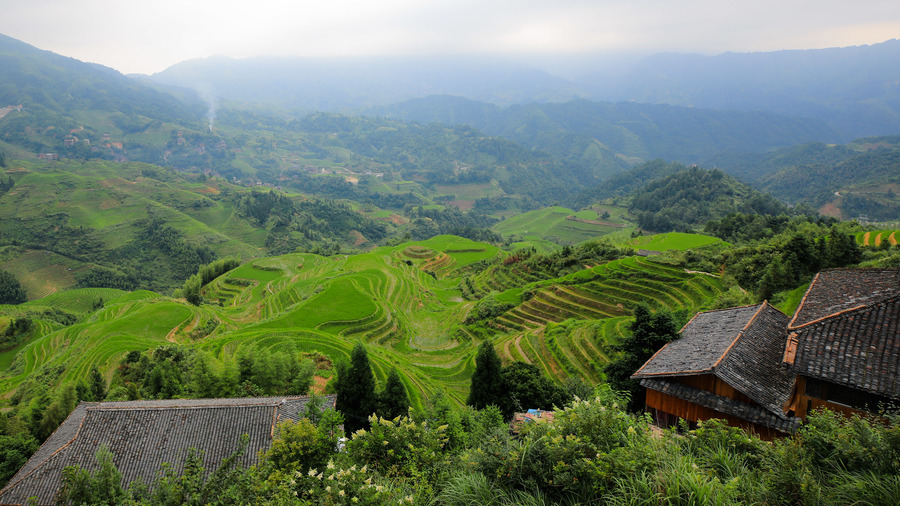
[234, 190, 389, 254]
[178, 258, 240, 305]
[629, 166, 789, 233]
[108, 345, 314, 401]
[0, 317, 33, 349]
[0, 432, 38, 488]
[377, 369, 410, 421]
[501, 362, 569, 417]
[0, 269, 26, 304]
[603, 304, 680, 412]
[345, 413, 449, 486]
[266, 415, 343, 476]
[58, 445, 125, 505]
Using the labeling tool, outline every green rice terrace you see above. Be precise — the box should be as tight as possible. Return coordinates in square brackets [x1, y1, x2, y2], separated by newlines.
[0, 234, 727, 409]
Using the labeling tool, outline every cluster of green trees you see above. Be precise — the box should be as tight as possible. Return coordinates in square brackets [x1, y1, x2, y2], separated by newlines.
[0, 365, 107, 486]
[602, 304, 684, 412]
[719, 225, 863, 301]
[333, 344, 410, 433]
[177, 257, 240, 305]
[0, 175, 12, 195]
[0, 269, 26, 305]
[704, 211, 831, 244]
[629, 167, 790, 233]
[234, 190, 389, 255]
[0, 317, 33, 349]
[404, 205, 500, 243]
[467, 340, 577, 419]
[107, 345, 315, 401]
[55, 388, 900, 505]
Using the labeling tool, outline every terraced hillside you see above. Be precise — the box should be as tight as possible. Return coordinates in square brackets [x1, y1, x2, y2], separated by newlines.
[0, 235, 726, 409]
[492, 205, 632, 249]
[488, 256, 725, 382]
[858, 230, 899, 247]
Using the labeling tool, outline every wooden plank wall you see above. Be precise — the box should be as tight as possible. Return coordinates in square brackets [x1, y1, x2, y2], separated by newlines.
[646, 387, 783, 440]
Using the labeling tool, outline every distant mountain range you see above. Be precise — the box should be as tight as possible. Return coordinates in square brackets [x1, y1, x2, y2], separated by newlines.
[149, 40, 900, 140]
[370, 95, 839, 166]
[0, 31, 897, 220]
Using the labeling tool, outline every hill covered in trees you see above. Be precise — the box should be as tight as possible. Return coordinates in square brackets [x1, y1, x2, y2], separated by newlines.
[626, 166, 792, 232]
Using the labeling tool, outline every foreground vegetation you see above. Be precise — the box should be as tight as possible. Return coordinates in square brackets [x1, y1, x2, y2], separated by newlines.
[56, 389, 900, 505]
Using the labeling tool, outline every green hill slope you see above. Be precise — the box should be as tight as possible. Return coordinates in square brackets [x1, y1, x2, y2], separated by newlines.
[0, 235, 727, 410]
[0, 159, 391, 296]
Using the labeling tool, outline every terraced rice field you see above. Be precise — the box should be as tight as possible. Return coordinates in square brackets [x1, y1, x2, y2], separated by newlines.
[858, 230, 899, 247]
[1, 234, 724, 407]
[490, 256, 724, 381]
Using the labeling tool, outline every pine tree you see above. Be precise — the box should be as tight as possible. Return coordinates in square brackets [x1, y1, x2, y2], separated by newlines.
[377, 368, 409, 420]
[88, 366, 107, 402]
[466, 340, 505, 410]
[334, 343, 376, 433]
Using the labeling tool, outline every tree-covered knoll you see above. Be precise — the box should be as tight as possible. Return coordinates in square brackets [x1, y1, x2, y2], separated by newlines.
[628, 166, 790, 233]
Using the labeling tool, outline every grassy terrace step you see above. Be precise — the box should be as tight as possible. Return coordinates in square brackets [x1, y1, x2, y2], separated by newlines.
[534, 292, 610, 319]
[544, 288, 623, 317]
[526, 297, 586, 321]
[551, 286, 625, 315]
[509, 306, 552, 326]
[500, 310, 538, 327]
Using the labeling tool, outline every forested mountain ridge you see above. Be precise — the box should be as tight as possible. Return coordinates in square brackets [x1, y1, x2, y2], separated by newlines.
[0, 34, 202, 158]
[708, 136, 900, 221]
[372, 96, 840, 171]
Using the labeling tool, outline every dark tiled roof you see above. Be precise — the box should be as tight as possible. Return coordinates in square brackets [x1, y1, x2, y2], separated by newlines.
[640, 378, 800, 434]
[716, 304, 794, 414]
[632, 304, 763, 377]
[791, 296, 900, 398]
[0, 395, 334, 506]
[633, 303, 795, 422]
[789, 269, 899, 328]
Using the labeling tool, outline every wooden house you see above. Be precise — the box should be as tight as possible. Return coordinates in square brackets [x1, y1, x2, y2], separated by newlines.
[632, 302, 799, 439]
[633, 268, 900, 438]
[0, 395, 335, 505]
[782, 269, 899, 419]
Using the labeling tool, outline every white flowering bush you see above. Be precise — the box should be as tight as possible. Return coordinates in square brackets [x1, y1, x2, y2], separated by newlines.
[283, 460, 411, 505]
[342, 414, 450, 498]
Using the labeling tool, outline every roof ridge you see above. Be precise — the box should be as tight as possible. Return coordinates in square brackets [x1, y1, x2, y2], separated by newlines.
[711, 301, 767, 371]
[789, 293, 900, 331]
[87, 403, 279, 411]
[0, 405, 88, 495]
[788, 271, 820, 328]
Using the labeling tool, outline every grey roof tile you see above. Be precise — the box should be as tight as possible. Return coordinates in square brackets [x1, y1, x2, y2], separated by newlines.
[789, 269, 899, 328]
[633, 304, 762, 377]
[792, 296, 900, 398]
[0, 395, 335, 505]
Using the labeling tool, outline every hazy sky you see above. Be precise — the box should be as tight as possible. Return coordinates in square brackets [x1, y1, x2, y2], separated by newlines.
[2, 0, 899, 75]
